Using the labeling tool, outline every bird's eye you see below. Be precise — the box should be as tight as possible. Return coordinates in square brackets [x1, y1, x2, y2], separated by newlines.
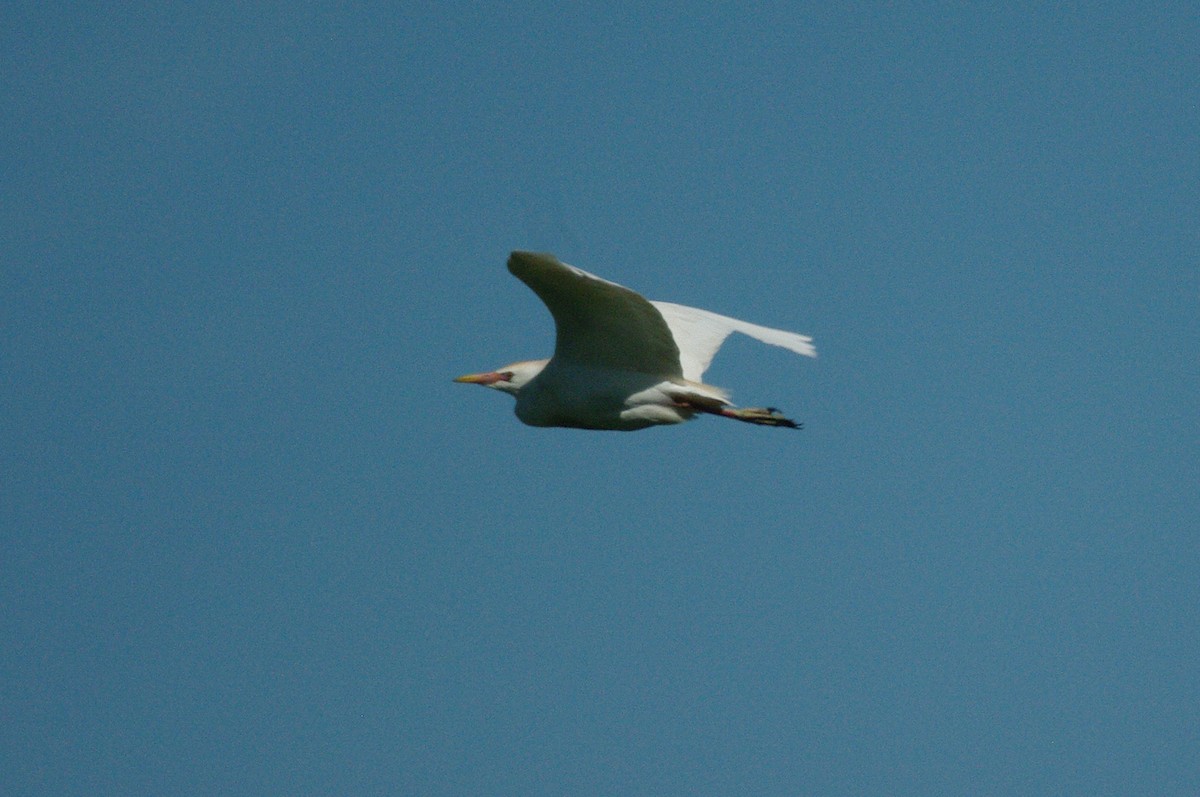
[500, 371, 514, 381]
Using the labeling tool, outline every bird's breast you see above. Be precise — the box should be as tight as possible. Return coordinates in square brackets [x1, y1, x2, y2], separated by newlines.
[514, 363, 683, 431]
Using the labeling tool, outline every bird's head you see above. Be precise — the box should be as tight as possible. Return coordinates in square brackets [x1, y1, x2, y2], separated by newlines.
[453, 359, 547, 397]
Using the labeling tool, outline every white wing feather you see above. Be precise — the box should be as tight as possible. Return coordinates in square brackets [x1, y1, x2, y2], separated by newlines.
[507, 252, 684, 377]
[508, 251, 815, 384]
[650, 301, 817, 382]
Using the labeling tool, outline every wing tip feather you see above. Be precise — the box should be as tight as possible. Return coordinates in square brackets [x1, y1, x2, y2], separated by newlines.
[507, 250, 557, 275]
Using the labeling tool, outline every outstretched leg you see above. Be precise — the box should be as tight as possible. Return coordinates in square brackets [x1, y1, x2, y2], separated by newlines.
[718, 406, 802, 429]
[670, 392, 802, 429]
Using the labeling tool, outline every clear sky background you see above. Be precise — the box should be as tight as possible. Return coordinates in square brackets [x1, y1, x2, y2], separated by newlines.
[3, 4, 1197, 795]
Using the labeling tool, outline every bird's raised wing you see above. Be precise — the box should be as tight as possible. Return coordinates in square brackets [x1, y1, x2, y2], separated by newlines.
[508, 252, 683, 377]
[650, 301, 817, 382]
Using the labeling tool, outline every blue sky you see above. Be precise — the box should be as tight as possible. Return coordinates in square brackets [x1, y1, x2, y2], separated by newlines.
[3, 3, 1197, 794]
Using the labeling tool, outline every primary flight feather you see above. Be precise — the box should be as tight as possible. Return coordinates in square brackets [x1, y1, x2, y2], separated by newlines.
[455, 251, 816, 431]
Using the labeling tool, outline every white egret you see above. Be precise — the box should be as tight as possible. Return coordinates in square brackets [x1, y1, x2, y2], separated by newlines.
[455, 252, 816, 431]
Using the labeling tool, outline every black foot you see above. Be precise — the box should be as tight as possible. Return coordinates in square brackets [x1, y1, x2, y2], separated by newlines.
[724, 407, 802, 429]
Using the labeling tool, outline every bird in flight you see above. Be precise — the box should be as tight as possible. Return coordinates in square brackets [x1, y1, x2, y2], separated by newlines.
[455, 251, 816, 431]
